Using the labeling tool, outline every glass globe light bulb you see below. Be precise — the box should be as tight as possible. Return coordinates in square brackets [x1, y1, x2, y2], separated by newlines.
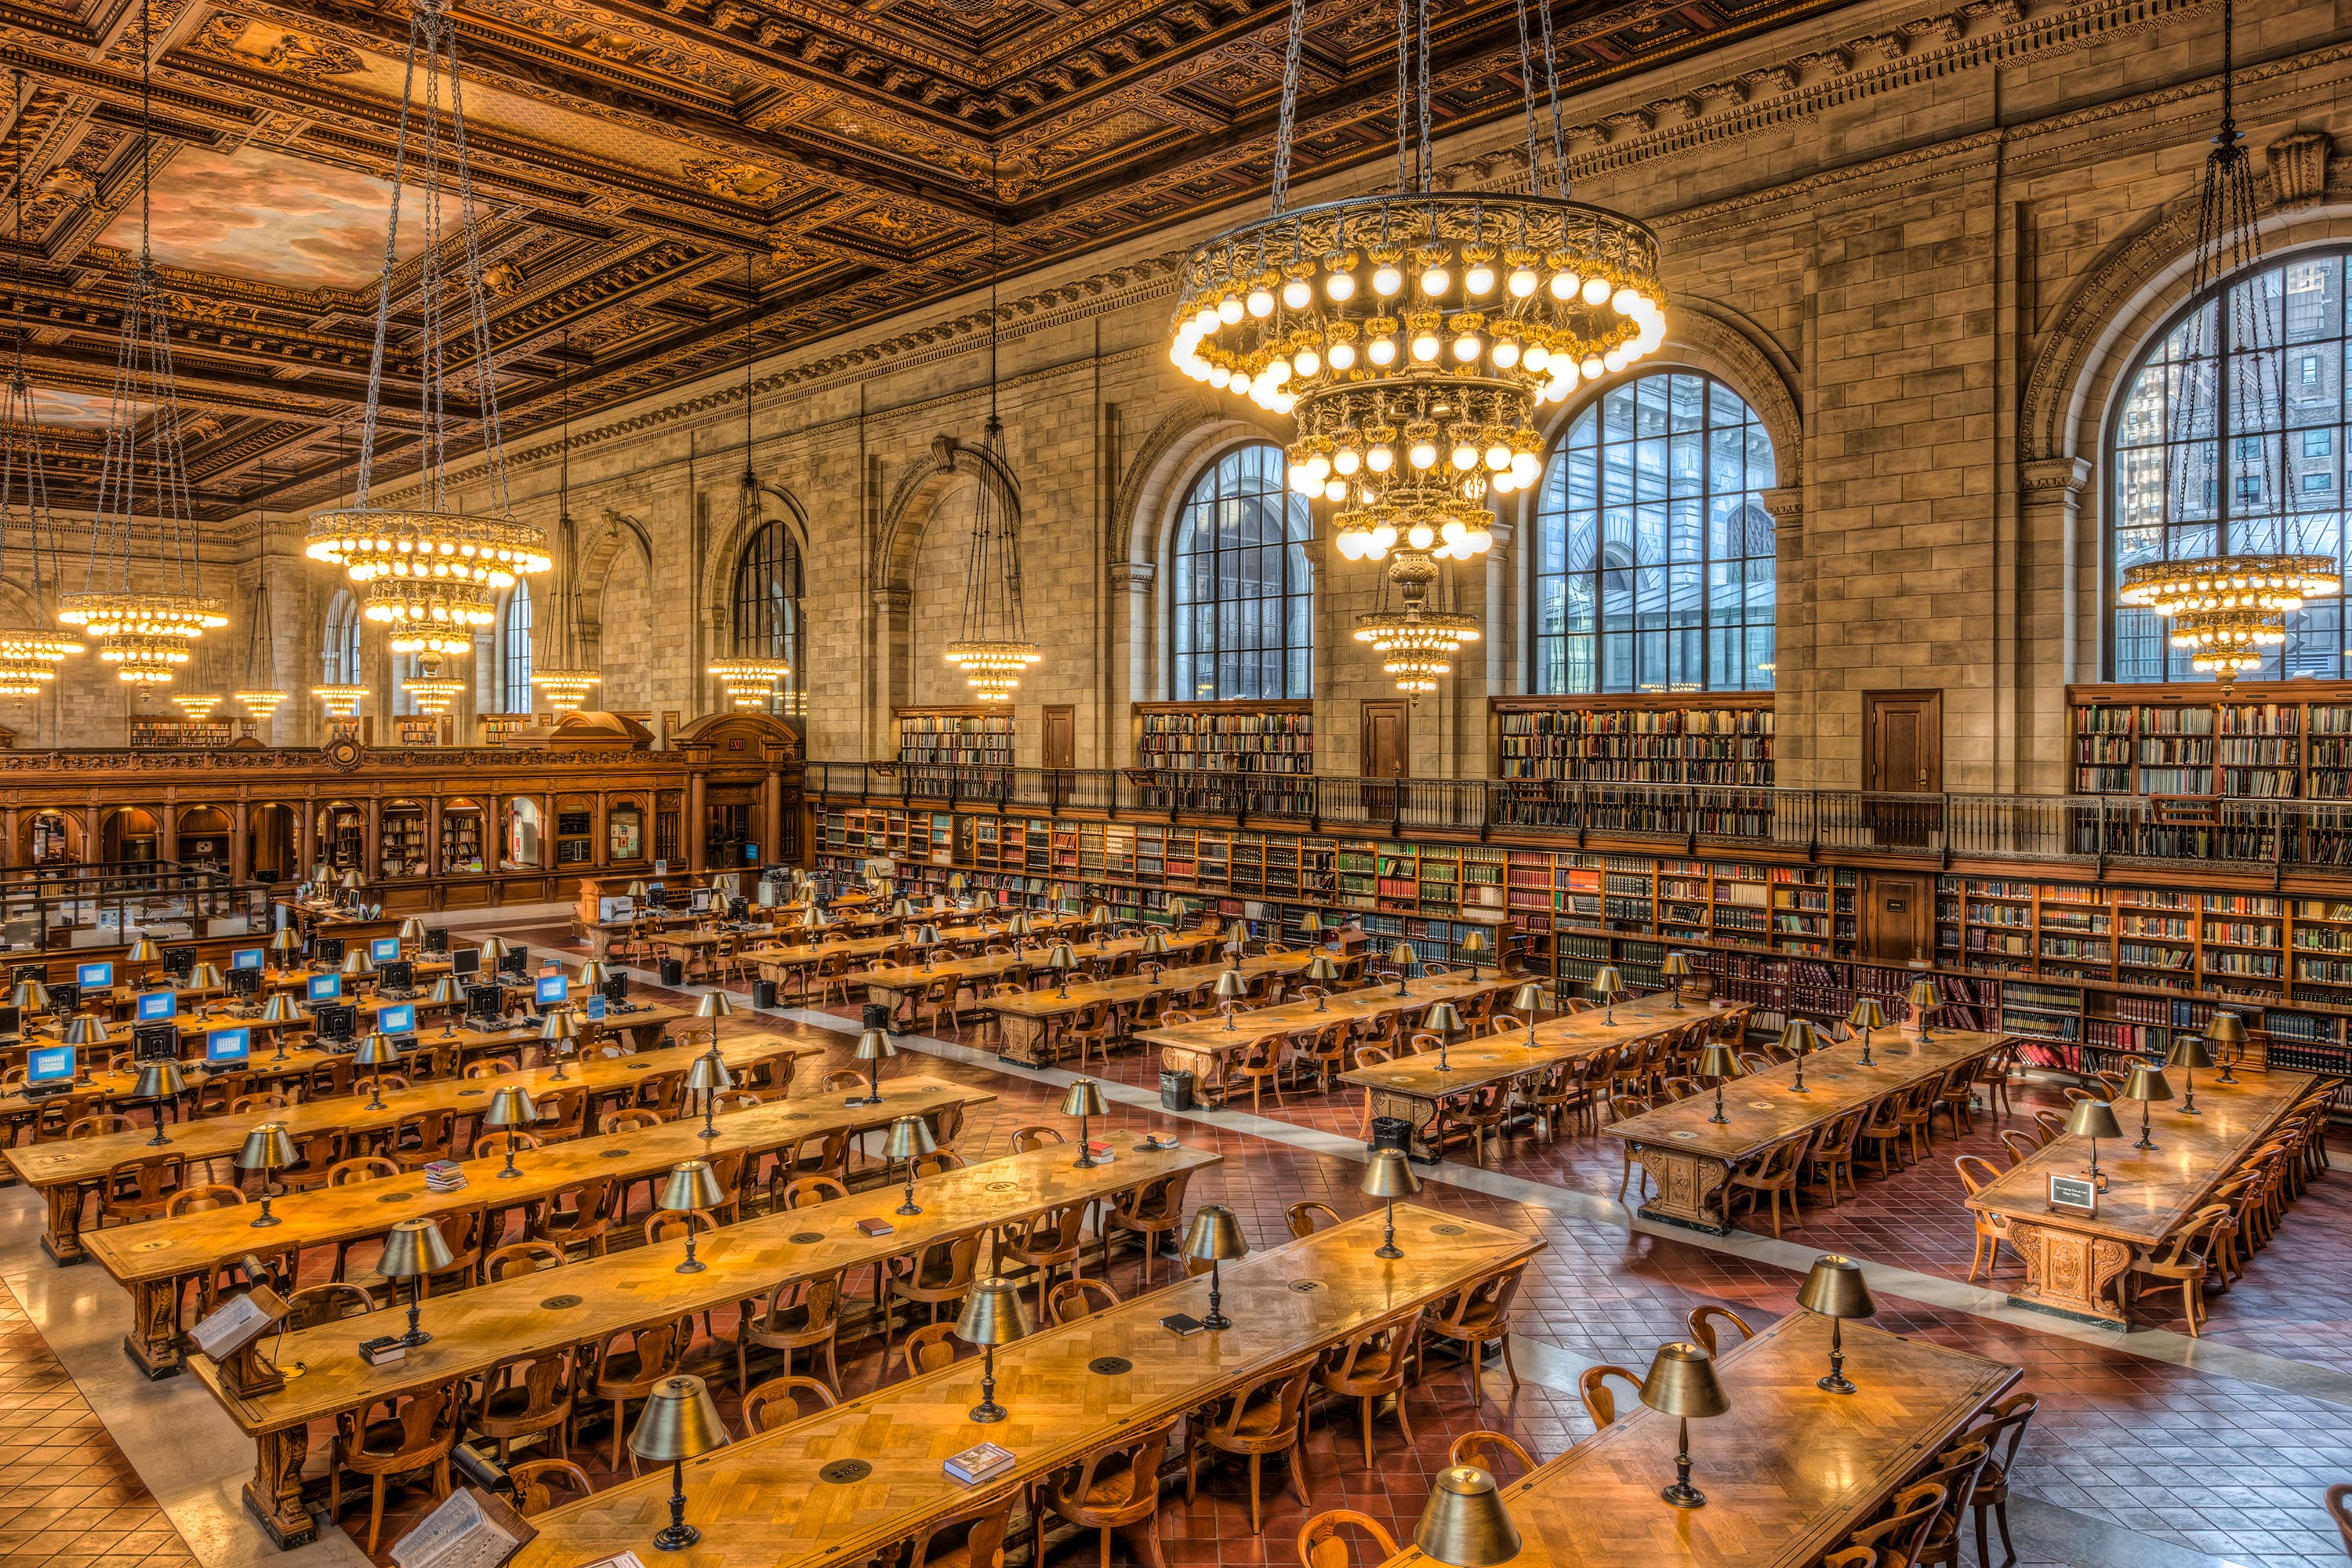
[1550, 270, 1579, 299]
[1247, 287, 1274, 317]
[1452, 334, 1481, 362]
[1410, 332, 1441, 361]
[1368, 338, 1398, 366]
[1410, 441, 1438, 469]
[1367, 445, 1395, 473]
[1466, 264, 1496, 295]
[1450, 443, 1479, 471]
[1442, 520, 1468, 546]
[1511, 452, 1541, 484]
[1611, 286, 1640, 315]
[1581, 356, 1606, 379]
[1283, 278, 1312, 309]
[1486, 444, 1513, 471]
[1193, 308, 1218, 335]
[1508, 267, 1539, 297]
[1420, 266, 1450, 296]
[1294, 348, 1321, 376]
[1468, 527, 1493, 553]
[1491, 340, 1520, 368]
[1218, 296, 1245, 323]
[1581, 275, 1612, 305]
[1323, 478, 1348, 502]
[1408, 524, 1436, 550]
[1524, 344, 1551, 372]
[1371, 525, 1398, 550]
[1373, 264, 1403, 296]
[1329, 342, 1358, 369]
[1209, 365, 1231, 388]
[1334, 448, 1362, 476]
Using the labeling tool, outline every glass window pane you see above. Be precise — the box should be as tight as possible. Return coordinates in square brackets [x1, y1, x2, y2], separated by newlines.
[1166, 442, 1313, 699]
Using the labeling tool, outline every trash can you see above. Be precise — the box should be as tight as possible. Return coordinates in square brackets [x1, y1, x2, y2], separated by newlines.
[1160, 1069, 1194, 1112]
[752, 980, 778, 1009]
[1370, 1115, 1414, 1156]
[659, 958, 684, 986]
[863, 1003, 891, 1033]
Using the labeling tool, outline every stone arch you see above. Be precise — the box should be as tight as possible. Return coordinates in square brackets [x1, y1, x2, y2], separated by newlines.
[700, 485, 812, 637]
[576, 510, 656, 637]
[1107, 397, 1290, 568]
[1530, 301, 1802, 488]
[875, 432, 1022, 598]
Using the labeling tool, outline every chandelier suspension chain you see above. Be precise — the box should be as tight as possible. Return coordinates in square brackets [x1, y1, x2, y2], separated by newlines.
[1416, 0, 1431, 194]
[1534, 0, 1569, 196]
[703, 252, 790, 707]
[1267, 0, 1307, 215]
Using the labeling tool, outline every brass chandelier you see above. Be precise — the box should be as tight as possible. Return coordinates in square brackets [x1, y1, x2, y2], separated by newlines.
[943, 211, 1037, 701]
[401, 655, 466, 715]
[315, 684, 367, 718]
[2118, 0, 2339, 681]
[59, 3, 227, 683]
[1170, 0, 1665, 625]
[0, 72, 79, 700]
[530, 332, 600, 711]
[305, 0, 549, 655]
[706, 260, 791, 710]
[1353, 550, 1481, 694]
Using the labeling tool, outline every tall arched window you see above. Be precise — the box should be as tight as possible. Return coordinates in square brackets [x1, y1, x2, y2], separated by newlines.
[321, 590, 360, 684]
[1168, 442, 1314, 700]
[499, 580, 533, 713]
[731, 520, 803, 713]
[1530, 370, 1776, 692]
[391, 653, 416, 716]
[2111, 251, 2351, 680]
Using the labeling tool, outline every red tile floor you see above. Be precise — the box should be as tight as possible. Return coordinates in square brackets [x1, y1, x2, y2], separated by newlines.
[47, 920, 2352, 1568]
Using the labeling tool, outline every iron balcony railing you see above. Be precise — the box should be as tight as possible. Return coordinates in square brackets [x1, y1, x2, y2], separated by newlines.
[805, 760, 2352, 873]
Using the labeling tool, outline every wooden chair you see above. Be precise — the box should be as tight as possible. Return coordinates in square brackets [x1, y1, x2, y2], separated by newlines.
[1100, 1165, 1193, 1287]
[1907, 1442, 1991, 1568]
[735, 1272, 844, 1395]
[994, 1201, 1087, 1316]
[1608, 1094, 1657, 1200]
[484, 1240, 565, 1282]
[527, 1174, 619, 1260]
[1726, 1131, 1809, 1236]
[1286, 1200, 1341, 1239]
[1034, 1421, 1176, 1568]
[780, 1174, 850, 1209]
[165, 1182, 245, 1217]
[508, 1458, 592, 1518]
[1996, 1129, 2042, 1168]
[1953, 1155, 2015, 1282]
[1955, 1391, 2038, 1568]
[1047, 1277, 1120, 1325]
[468, 1347, 574, 1465]
[1685, 1305, 1755, 1357]
[1009, 1123, 1065, 1153]
[285, 1282, 375, 1328]
[1857, 1094, 1908, 1178]
[1295, 1512, 1398, 1568]
[903, 1496, 1014, 1568]
[1447, 1430, 1537, 1482]
[1233, 1035, 1288, 1115]
[900, 1320, 960, 1379]
[1973, 1042, 2016, 1119]
[1423, 1264, 1523, 1403]
[583, 1316, 694, 1472]
[99, 1155, 187, 1228]
[1065, 999, 1119, 1070]
[329, 1383, 459, 1552]
[883, 1232, 983, 1346]
[2031, 1109, 2067, 1143]
[1186, 1357, 1315, 1533]
[1845, 1482, 1946, 1568]
[2332, 1485, 2352, 1564]
[1305, 1022, 1350, 1093]
[1577, 1363, 1642, 1429]
[739, 1374, 837, 1436]
[1806, 1107, 1864, 1207]
[2127, 1202, 2236, 1336]
[1311, 1308, 1423, 1466]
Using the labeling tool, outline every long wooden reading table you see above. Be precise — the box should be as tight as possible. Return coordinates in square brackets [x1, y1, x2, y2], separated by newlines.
[5, 1019, 808, 1264]
[501, 1203, 1539, 1568]
[1375, 1311, 2017, 1568]
[1967, 1064, 2324, 1323]
[1134, 971, 1519, 1103]
[986, 949, 1357, 1066]
[88, 1074, 996, 1374]
[1341, 995, 1750, 1160]
[862, 930, 1221, 1028]
[1606, 1029, 2009, 1234]
[194, 1140, 1228, 1549]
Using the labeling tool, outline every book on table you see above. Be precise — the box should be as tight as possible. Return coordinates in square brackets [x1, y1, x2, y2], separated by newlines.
[944, 1441, 1015, 1484]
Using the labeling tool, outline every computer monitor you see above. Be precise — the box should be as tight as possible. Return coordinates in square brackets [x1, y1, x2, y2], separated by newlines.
[45, 982, 78, 1018]
[314, 1003, 358, 1043]
[465, 983, 503, 1019]
[370, 936, 401, 964]
[0, 1005, 22, 1039]
[76, 961, 113, 989]
[24, 1045, 72, 1087]
[422, 927, 448, 956]
[132, 1022, 178, 1062]
[376, 1002, 416, 1036]
[450, 947, 481, 979]
[534, 975, 569, 1007]
[377, 959, 411, 990]
[307, 974, 342, 1004]
[499, 946, 529, 979]
[314, 936, 346, 967]
[227, 968, 260, 1000]
[135, 991, 176, 1023]
[205, 1027, 250, 1069]
[602, 975, 629, 1004]
[691, 888, 714, 914]
[230, 948, 264, 972]
[162, 946, 196, 981]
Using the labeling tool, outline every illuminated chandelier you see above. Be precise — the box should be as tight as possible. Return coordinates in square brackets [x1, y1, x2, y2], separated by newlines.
[1170, 0, 1664, 582]
[401, 655, 466, 715]
[2118, 0, 2339, 683]
[170, 688, 222, 720]
[233, 463, 289, 721]
[304, 0, 549, 655]
[705, 260, 790, 710]
[58, 3, 228, 684]
[943, 210, 1038, 702]
[1354, 550, 1481, 694]
[315, 684, 367, 718]
[0, 74, 80, 701]
[530, 332, 600, 711]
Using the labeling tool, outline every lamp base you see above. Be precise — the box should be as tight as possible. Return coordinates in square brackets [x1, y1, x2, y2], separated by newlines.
[652, 1525, 701, 1553]
[498, 1165, 526, 1178]
[968, 1399, 1007, 1424]
[401, 1329, 433, 1347]
[1817, 1371, 1857, 1395]
[897, 1200, 922, 1216]
[1660, 1481, 1707, 1510]
[1374, 1243, 1403, 1260]
[676, 1258, 706, 1274]
[249, 1211, 283, 1228]
[1201, 1310, 1232, 1330]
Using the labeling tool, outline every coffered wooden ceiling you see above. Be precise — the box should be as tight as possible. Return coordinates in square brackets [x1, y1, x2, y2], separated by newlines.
[0, 0, 1838, 517]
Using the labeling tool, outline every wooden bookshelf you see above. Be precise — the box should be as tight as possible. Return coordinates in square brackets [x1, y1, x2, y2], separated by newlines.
[1134, 701, 1312, 771]
[895, 707, 1014, 773]
[1490, 694, 1774, 786]
[2069, 680, 2352, 800]
[440, 802, 485, 875]
[378, 803, 429, 879]
[127, 717, 254, 749]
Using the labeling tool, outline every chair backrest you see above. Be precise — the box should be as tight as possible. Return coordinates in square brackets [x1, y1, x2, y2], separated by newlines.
[2155, 1203, 2236, 1268]
[509, 1460, 593, 1518]
[647, 1210, 715, 1246]
[1047, 1277, 1121, 1325]
[485, 1240, 567, 1281]
[1578, 1363, 1642, 1428]
[902, 1320, 960, 1378]
[1956, 1390, 2038, 1483]
[1685, 1305, 1754, 1356]
[2327, 1483, 2352, 1559]
[783, 1175, 850, 1208]
[329, 1156, 401, 1185]
[474, 1131, 539, 1159]
[1997, 1129, 2042, 1167]
[165, 1183, 246, 1217]
[1848, 1482, 1947, 1563]
[906, 1497, 1015, 1568]
[606, 1109, 663, 1134]
[741, 1374, 839, 1434]
[1446, 1430, 1537, 1483]
[2032, 1109, 2067, 1142]
[68, 1113, 139, 1139]
[1010, 1124, 1065, 1153]
[1295, 1511, 1399, 1568]
[1286, 1200, 1341, 1239]
[286, 1282, 376, 1329]
[1954, 1154, 2004, 1196]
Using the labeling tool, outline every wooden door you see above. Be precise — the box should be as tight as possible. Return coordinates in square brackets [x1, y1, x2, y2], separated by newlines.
[1360, 701, 1407, 779]
[1860, 872, 1933, 964]
[1863, 690, 1943, 847]
[1040, 706, 1076, 770]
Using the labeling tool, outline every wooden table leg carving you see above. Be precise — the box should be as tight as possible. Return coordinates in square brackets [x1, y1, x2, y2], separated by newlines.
[124, 1276, 184, 1377]
[39, 1181, 85, 1265]
[245, 1425, 315, 1549]
[997, 1013, 1053, 1068]
[2002, 1219, 2136, 1325]
[1631, 1146, 1733, 1235]
[1363, 1088, 1443, 1161]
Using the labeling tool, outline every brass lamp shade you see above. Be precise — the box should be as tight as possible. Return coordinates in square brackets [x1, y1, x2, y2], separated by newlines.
[1797, 1254, 1877, 1319]
[476, 937, 512, 963]
[2168, 1036, 2215, 1070]
[187, 963, 225, 992]
[341, 950, 376, 977]
[260, 995, 301, 1024]
[1090, 906, 1112, 927]
[1421, 1001, 1464, 1035]
[235, 1123, 297, 1171]
[578, 960, 613, 989]
[948, 874, 968, 895]
[1362, 1146, 1423, 1200]
[65, 1014, 114, 1047]
[1298, 911, 1323, 935]
[2065, 1098, 2124, 1141]
[695, 990, 737, 1021]
[1184, 1203, 1247, 1262]
[1214, 970, 1250, 1000]
[2205, 1011, 2248, 1047]
[127, 938, 161, 964]
[10, 979, 49, 1011]
[659, 1159, 725, 1213]
[889, 898, 913, 919]
[538, 1011, 578, 1044]
[1060, 1078, 1107, 1118]
[628, 1374, 730, 1465]
[1696, 1044, 1740, 1080]
[1591, 965, 1623, 996]
[355, 1033, 401, 1068]
[1305, 954, 1341, 985]
[1660, 953, 1693, 981]
[378, 1216, 456, 1280]
[269, 930, 303, 956]
[1848, 998, 1888, 1031]
[684, 1052, 733, 1092]
[1905, 977, 1937, 1011]
[1639, 1342, 1729, 1419]
[1046, 942, 1078, 970]
[399, 918, 429, 943]
[2123, 1063, 2174, 1103]
[339, 870, 365, 891]
[1390, 942, 1417, 969]
[884, 1115, 937, 1162]
[1007, 914, 1033, 937]
[954, 1276, 1033, 1346]
[1459, 930, 1487, 957]
[425, 977, 463, 1005]
[1413, 1465, 1523, 1568]
[1511, 982, 1546, 1014]
[1141, 931, 1171, 957]
[484, 1086, 539, 1127]
[914, 924, 940, 947]
[855, 1028, 897, 1062]
[132, 1060, 186, 1101]
[1778, 1018, 1818, 1054]
[625, 881, 648, 899]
